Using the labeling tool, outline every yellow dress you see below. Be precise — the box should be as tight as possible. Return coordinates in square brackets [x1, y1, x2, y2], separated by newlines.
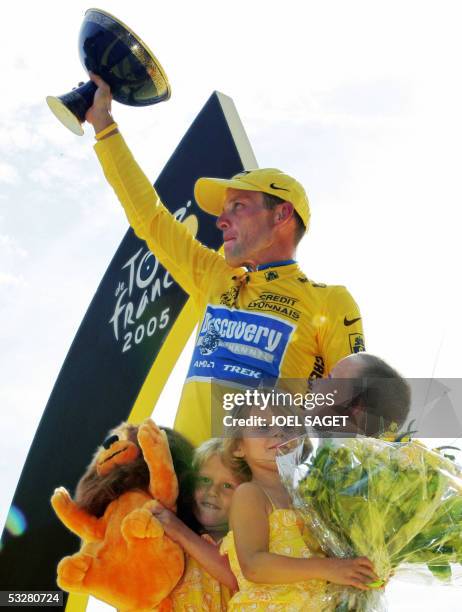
[220, 505, 331, 611]
[171, 533, 233, 611]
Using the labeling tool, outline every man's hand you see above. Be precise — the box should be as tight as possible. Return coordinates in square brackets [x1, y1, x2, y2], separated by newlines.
[85, 72, 115, 134]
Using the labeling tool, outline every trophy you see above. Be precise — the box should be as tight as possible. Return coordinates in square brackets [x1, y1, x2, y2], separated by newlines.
[46, 8, 170, 135]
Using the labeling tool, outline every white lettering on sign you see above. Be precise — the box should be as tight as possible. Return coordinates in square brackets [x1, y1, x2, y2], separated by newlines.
[109, 201, 192, 352]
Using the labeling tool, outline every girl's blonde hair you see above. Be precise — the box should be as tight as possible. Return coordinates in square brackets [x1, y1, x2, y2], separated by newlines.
[194, 437, 251, 483]
[193, 437, 226, 471]
[222, 436, 252, 482]
[221, 403, 254, 482]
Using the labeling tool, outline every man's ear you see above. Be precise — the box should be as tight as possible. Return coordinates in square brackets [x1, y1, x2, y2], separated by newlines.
[350, 397, 368, 433]
[350, 405, 363, 421]
[275, 202, 294, 224]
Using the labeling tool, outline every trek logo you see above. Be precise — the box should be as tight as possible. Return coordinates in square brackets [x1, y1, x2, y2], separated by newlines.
[344, 316, 361, 327]
[270, 183, 290, 192]
[187, 305, 295, 383]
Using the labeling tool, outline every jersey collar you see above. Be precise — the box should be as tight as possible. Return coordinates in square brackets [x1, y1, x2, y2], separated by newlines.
[253, 259, 297, 271]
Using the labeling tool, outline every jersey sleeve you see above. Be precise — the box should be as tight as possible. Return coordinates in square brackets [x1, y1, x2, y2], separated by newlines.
[318, 285, 366, 374]
[94, 132, 231, 304]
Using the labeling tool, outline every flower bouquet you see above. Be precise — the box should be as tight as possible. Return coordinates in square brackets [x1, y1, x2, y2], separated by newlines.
[276, 435, 462, 611]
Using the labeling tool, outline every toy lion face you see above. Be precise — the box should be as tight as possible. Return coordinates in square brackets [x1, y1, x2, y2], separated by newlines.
[75, 423, 150, 518]
[73, 421, 199, 532]
[96, 424, 141, 476]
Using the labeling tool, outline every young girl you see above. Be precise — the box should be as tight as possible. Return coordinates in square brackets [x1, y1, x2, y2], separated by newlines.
[220, 405, 378, 611]
[151, 437, 246, 611]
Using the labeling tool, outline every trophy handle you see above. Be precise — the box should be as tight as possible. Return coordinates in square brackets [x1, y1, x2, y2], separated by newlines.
[46, 81, 98, 136]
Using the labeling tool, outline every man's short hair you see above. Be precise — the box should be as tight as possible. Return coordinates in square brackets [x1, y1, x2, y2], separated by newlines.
[355, 354, 411, 436]
[262, 193, 305, 246]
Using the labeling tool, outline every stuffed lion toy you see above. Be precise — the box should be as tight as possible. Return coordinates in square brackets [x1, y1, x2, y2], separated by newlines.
[51, 419, 193, 611]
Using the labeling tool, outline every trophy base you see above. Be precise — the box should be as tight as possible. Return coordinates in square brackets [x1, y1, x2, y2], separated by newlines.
[46, 97, 84, 136]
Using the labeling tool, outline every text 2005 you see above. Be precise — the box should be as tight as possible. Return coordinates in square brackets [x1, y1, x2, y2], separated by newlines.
[122, 307, 170, 353]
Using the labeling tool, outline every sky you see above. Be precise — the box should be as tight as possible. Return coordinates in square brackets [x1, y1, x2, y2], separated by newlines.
[1, 0, 462, 608]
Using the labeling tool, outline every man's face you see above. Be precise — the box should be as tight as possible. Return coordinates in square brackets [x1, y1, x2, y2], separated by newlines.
[216, 189, 276, 267]
[310, 354, 366, 434]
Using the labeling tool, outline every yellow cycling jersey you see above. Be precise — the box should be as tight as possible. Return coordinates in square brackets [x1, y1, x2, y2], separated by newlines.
[95, 133, 365, 446]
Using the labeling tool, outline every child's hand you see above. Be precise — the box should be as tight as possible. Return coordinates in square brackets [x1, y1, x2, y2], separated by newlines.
[321, 557, 378, 591]
[149, 500, 184, 543]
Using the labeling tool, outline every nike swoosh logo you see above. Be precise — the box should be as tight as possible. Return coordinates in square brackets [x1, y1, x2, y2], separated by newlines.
[270, 183, 290, 192]
[344, 316, 361, 326]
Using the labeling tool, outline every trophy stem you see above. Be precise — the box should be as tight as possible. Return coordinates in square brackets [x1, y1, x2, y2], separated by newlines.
[46, 81, 98, 136]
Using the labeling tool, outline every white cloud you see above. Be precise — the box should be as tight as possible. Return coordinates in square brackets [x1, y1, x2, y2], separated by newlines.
[0, 235, 28, 258]
[0, 272, 26, 287]
[28, 153, 98, 189]
[0, 117, 40, 154]
[0, 163, 19, 184]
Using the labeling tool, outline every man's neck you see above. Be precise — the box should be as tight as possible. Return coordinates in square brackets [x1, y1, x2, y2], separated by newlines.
[243, 248, 297, 272]
[243, 258, 296, 272]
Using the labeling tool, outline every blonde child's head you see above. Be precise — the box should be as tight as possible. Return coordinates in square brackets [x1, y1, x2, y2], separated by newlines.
[222, 399, 295, 481]
[192, 438, 247, 538]
[193, 438, 227, 472]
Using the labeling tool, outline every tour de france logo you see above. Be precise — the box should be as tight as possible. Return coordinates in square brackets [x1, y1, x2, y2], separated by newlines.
[109, 201, 198, 353]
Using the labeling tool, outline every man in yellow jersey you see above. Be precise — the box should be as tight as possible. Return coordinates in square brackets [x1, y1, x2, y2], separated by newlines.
[86, 74, 365, 446]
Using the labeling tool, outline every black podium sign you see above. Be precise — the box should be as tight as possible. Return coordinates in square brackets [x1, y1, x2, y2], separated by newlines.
[0, 92, 257, 611]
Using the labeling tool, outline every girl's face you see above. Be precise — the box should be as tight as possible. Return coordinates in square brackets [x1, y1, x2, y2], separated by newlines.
[234, 406, 291, 471]
[193, 455, 241, 532]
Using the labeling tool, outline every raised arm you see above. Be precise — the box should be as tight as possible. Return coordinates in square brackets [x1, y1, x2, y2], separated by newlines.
[85, 74, 233, 302]
[230, 482, 376, 590]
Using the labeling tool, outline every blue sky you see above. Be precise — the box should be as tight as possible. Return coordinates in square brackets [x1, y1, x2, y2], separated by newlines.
[1, 1, 462, 607]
